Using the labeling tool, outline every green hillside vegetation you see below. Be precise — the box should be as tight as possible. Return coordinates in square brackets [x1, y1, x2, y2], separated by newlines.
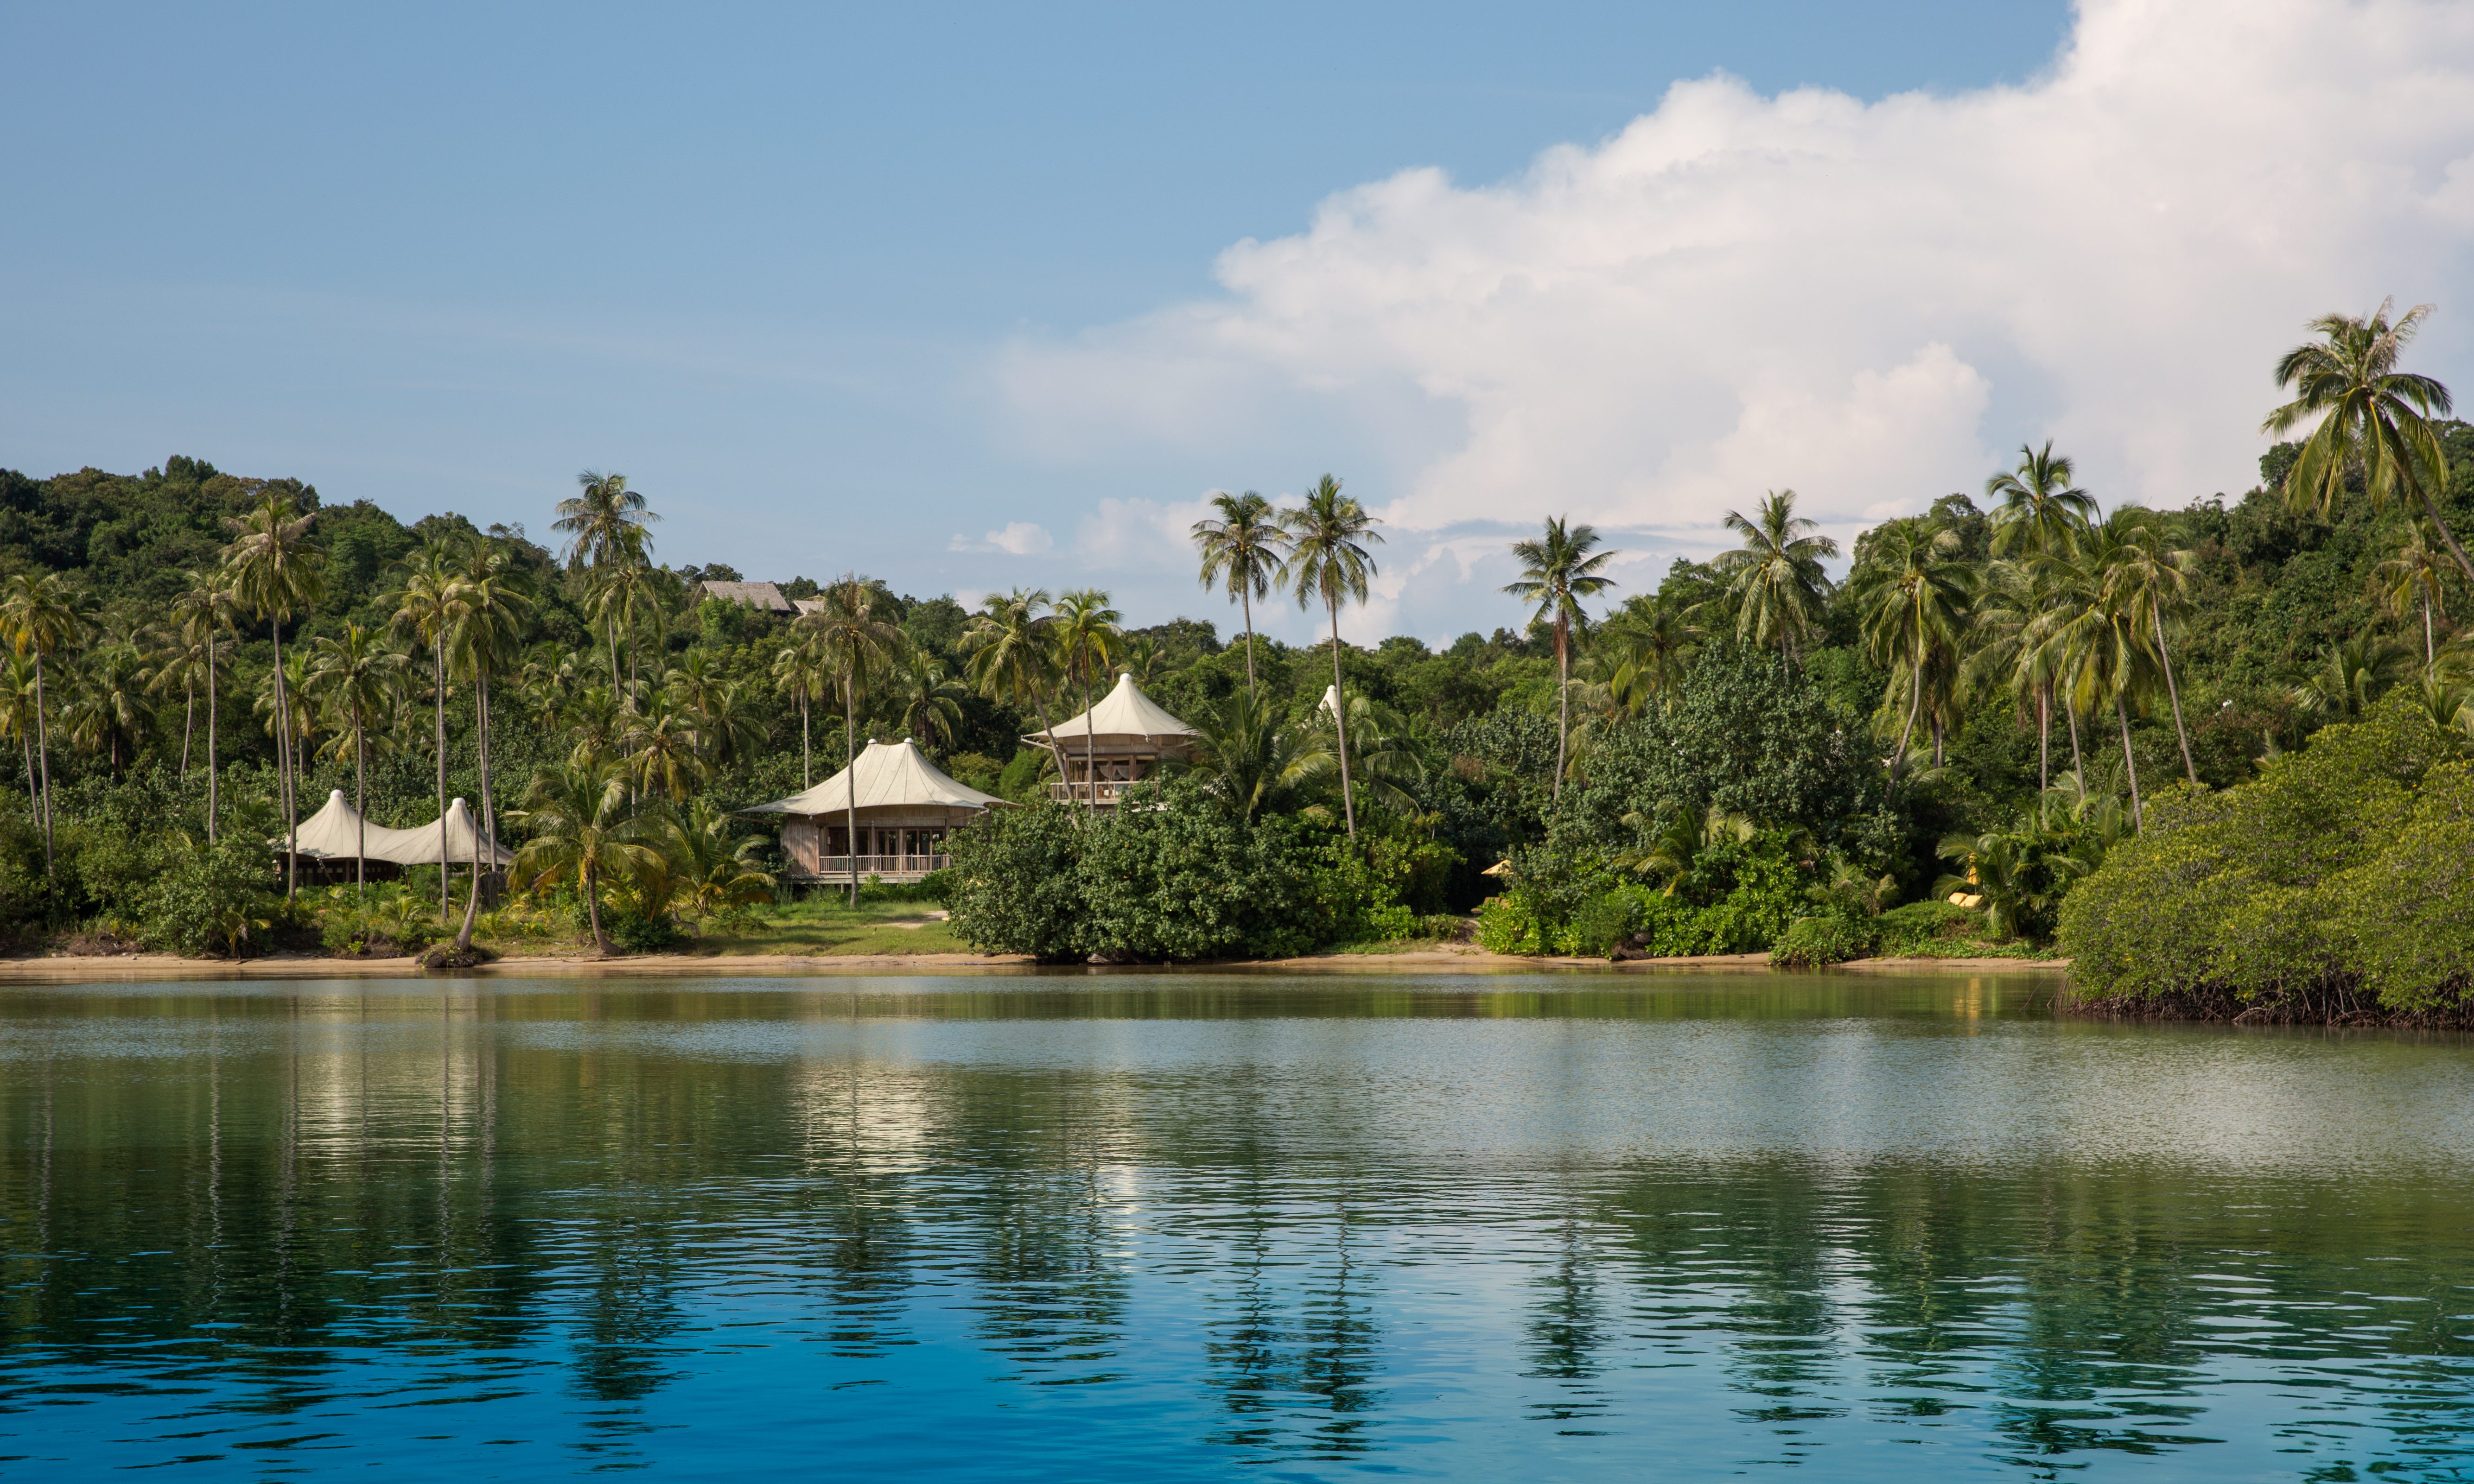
[3, 306, 2471, 990]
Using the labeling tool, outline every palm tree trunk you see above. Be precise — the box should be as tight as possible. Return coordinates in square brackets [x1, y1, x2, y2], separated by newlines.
[585, 860, 611, 955]
[354, 726, 367, 901]
[607, 610, 623, 695]
[799, 691, 811, 789]
[845, 677, 860, 908]
[1240, 588, 1257, 694]
[2410, 488, 2474, 587]
[434, 639, 449, 923]
[1931, 713, 1945, 768]
[205, 634, 218, 843]
[2065, 696, 2085, 778]
[1328, 598, 1356, 839]
[1889, 661, 1923, 782]
[180, 681, 195, 776]
[2152, 609, 2198, 786]
[1080, 654, 1096, 817]
[2116, 693, 2143, 831]
[456, 679, 487, 952]
[32, 652, 52, 875]
[2423, 591, 2435, 665]
[1552, 615, 1569, 799]
[272, 624, 296, 900]
[2036, 689, 2050, 794]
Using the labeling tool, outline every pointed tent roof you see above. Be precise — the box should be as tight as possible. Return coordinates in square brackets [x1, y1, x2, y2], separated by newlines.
[277, 791, 512, 866]
[1027, 672, 1197, 748]
[744, 738, 1004, 816]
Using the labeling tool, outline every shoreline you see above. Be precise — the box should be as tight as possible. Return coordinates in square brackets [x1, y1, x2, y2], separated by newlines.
[0, 948, 2071, 983]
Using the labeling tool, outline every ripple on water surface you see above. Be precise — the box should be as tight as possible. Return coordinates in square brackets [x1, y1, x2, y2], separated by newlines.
[1, 970, 2469, 1480]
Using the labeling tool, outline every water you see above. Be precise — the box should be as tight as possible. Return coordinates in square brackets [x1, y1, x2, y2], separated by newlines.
[2, 971, 2471, 1481]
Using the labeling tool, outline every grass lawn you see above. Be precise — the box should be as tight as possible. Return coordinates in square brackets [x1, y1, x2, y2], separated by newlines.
[688, 896, 970, 957]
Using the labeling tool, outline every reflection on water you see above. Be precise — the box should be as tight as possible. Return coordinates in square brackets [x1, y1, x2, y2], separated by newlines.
[2, 973, 2471, 1480]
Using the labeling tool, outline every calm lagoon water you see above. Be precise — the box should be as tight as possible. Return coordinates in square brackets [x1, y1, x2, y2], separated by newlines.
[2, 970, 2471, 1481]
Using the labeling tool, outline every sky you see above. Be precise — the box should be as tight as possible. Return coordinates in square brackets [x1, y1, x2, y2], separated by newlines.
[6, 1, 2474, 644]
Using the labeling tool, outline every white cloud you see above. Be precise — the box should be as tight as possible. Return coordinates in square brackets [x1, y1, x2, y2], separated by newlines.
[948, 520, 1054, 556]
[997, 0, 2474, 579]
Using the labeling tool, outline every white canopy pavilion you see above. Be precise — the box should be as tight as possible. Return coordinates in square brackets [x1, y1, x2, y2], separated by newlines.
[743, 739, 1003, 882]
[280, 790, 513, 874]
[1025, 672, 1198, 807]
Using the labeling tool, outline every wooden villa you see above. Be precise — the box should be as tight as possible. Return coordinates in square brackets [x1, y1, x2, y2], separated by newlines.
[744, 739, 1003, 882]
[1028, 672, 1199, 807]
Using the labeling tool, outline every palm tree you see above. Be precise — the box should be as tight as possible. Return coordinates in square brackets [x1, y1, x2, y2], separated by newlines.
[624, 696, 707, 802]
[803, 575, 901, 904]
[588, 544, 668, 691]
[1188, 687, 1323, 821]
[2265, 300, 2474, 583]
[1503, 516, 1618, 797]
[220, 493, 324, 897]
[1595, 602, 1695, 717]
[1984, 442, 2097, 557]
[657, 799, 777, 928]
[65, 641, 154, 778]
[1118, 633, 1164, 687]
[0, 571, 86, 874]
[1279, 475, 1384, 839]
[2040, 522, 2158, 829]
[887, 641, 968, 749]
[2108, 511, 2202, 786]
[385, 540, 471, 920]
[1050, 589, 1122, 814]
[2290, 635, 2414, 719]
[771, 629, 833, 788]
[1964, 559, 2069, 792]
[553, 470, 659, 571]
[447, 541, 534, 951]
[0, 655, 38, 822]
[1851, 521, 1971, 780]
[1192, 490, 1289, 693]
[961, 588, 1066, 792]
[1713, 490, 1838, 663]
[306, 622, 408, 899]
[2375, 518, 2455, 664]
[509, 758, 658, 956]
[149, 574, 239, 798]
[1308, 688, 1425, 818]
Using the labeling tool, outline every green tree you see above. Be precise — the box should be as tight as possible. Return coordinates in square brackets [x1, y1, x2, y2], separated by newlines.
[1984, 441, 2096, 558]
[553, 469, 659, 570]
[1850, 521, 1971, 780]
[220, 493, 324, 897]
[887, 640, 967, 750]
[0, 572, 87, 874]
[1188, 686, 1324, 822]
[306, 622, 408, 899]
[961, 588, 1066, 794]
[1502, 516, 1618, 798]
[385, 539, 471, 920]
[1279, 474, 1384, 839]
[771, 628, 832, 788]
[2110, 512, 2203, 786]
[2264, 299, 2474, 583]
[509, 758, 658, 957]
[1050, 588, 1122, 815]
[2290, 634, 2415, 719]
[63, 640, 152, 778]
[1712, 490, 1837, 664]
[803, 575, 902, 903]
[2375, 518, 2456, 664]
[1191, 490, 1289, 693]
[448, 540, 534, 951]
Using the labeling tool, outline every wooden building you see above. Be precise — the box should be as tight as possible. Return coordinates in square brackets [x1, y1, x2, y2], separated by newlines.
[743, 739, 1003, 882]
[1026, 672, 1199, 807]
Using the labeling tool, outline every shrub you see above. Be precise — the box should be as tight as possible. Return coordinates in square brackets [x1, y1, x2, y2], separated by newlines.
[1769, 912, 1876, 968]
[944, 800, 1087, 960]
[134, 836, 282, 957]
[1875, 899, 1981, 952]
[1569, 888, 1643, 958]
[604, 906, 686, 954]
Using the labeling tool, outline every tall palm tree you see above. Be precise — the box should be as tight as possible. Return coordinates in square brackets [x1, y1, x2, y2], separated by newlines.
[887, 641, 968, 750]
[1713, 490, 1838, 663]
[2108, 511, 2202, 786]
[307, 622, 408, 899]
[1279, 475, 1384, 839]
[587, 542, 667, 691]
[65, 641, 153, 778]
[2039, 521, 2158, 829]
[386, 540, 471, 920]
[220, 493, 324, 897]
[804, 575, 901, 904]
[553, 469, 659, 571]
[1188, 687, 1324, 822]
[1192, 490, 1289, 693]
[2290, 635, 2415, 719]
[448, 541, 534, 951]
[166, 571, 240, 839]
[1964, 559, 2069, 792]
[1050, 589, 1122, 814]
[1984, 442, 2097, 558]
[1596, 602, 1696, 718]
[1850, 520, 1971, 781]
[961, 588, 1065, 792]
[1503, 516, 1618, 797]
[771, 629, 833, 788]
[2375, 518, 2455, 664]
[1117, 632, 1164, 687]
[2264, 300, 2473, 583]
[0, 572, 86, 874]
[0, 655, 38, 824]
[509, 758, 657, 957]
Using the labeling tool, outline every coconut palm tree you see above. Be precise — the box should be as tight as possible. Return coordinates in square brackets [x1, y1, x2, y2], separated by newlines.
[961, 588, 1066, 790]
[1984, 442, 2097, 558]
[2265, 300, 2473, 583]
[2290, 634, 2415, 719]
[2108, 511, 2202, 786]
[1118, 633, 1164, 688]
[1279, 475, 1383, 839]
[446, 541, 534, 951]
[587, 541, 668, 691]
[1503, 516, 1618, 797]
[1192, 490, 1289, 693]
[1851, 520, 1971, 781]
[1187, 687, 1325, 822]
[887, 641, 968, 750]
[1964, 559, 2069, 792]
[803, 575, 902, 904]
[624, 696, 706, 802]
[656, 799, 777, 928]
[2039, 522, 2159, 829]
[553, 469, 659, 571]
[0, 571, 86, 874]
[1306, 688, 1425, 818]
[167, 570, 245, 840]
[306, 622, 408, 899]
[220, 493, 324, 896]
[385, 540, 471, 920]
[0, 655, 38, 822]
[65, 640, 154, 778]
[1050, 589, 1121, 814]
[2375, 518, 2456, 664]
[1712, 490, 1838, 664]
[771, 628, 833, 788]
[509, 758, 658, 957]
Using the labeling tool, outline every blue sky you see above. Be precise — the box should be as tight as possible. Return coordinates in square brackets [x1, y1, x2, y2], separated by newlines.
[7, 2, 2470, 643]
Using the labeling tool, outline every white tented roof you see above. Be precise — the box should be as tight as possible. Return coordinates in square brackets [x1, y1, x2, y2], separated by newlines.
[279, 790, 513, 867]
[1027, 672, 1197, 747]
[744, 739, 1004, 816]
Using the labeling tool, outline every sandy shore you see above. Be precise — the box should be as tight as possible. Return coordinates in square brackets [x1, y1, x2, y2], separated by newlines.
[0, 947, 2067, 983]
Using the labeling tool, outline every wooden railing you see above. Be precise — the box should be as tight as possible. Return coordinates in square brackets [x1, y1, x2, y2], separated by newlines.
[1047, 780, 1139, 804]
[799, 854, 951, 879]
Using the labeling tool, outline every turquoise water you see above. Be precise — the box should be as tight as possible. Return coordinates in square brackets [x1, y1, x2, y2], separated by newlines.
[2, 972, 2470, 1480]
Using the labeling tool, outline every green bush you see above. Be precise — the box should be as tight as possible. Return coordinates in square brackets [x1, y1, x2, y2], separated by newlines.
[2059, 693, 2473, 1013]
[1874, 899, 1981, 952]
[1569, 887, 1644, 957]
[1769, 912, 1876, 968]
[604, 906, 686, 954]
[944, 800, 1087, 960]
[134, 836, 283, 957]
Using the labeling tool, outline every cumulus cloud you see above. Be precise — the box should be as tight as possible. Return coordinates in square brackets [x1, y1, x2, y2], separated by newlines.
[996, 0, 2474, 609]
[949, 521, 1054, 556]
